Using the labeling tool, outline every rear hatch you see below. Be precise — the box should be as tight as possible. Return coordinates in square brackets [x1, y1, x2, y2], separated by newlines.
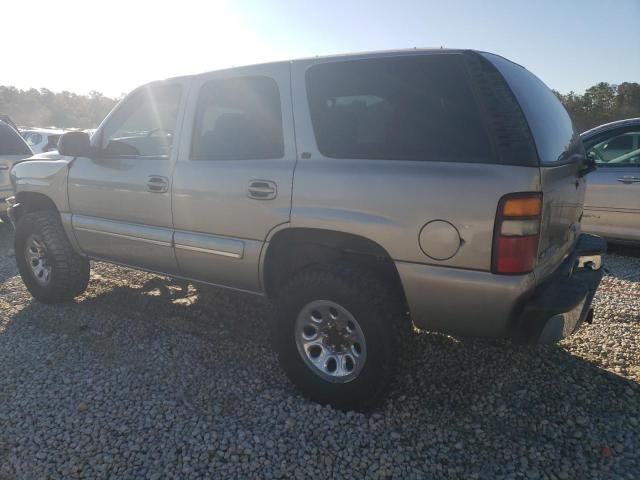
[480, 53, 586, 282]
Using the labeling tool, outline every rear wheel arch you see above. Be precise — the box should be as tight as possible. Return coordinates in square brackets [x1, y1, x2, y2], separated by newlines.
[262, 227, 408, 309]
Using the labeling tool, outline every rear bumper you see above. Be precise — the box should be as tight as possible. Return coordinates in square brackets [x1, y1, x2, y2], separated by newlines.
[512, 234, 606, 343]
[396, 234, 606, 343]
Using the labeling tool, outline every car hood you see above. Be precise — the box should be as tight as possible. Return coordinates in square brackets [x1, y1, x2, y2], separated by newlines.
[24, 150, 71, 162]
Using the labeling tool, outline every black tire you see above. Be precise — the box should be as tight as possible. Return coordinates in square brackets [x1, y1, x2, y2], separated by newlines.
[0, 211, 9, 224]
[15, 210, 90, 303]
[273, 264, 407, 411]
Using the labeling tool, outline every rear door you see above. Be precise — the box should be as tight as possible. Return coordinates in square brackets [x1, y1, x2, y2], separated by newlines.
[172, 63, 296, 292]
[582, 127, 640, 242]
[483, 53, 586, 280]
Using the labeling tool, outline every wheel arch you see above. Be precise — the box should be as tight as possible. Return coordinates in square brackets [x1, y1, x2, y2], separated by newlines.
[13, 191, 59, 224]
[262, 227, 408, 310]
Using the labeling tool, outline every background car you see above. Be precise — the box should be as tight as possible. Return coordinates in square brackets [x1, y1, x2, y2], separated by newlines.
[581, 118, 640, 245]
[21, 128, 65, 153]
[0, 120, 33, 222]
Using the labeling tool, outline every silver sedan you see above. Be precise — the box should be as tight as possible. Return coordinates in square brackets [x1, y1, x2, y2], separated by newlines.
[581, 118, 640, 245]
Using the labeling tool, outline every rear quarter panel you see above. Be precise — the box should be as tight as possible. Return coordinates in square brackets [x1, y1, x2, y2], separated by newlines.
[290, 56, 541, 271]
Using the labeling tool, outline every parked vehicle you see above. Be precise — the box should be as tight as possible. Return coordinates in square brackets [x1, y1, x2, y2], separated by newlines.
[0, 120, 32, 222]
[7, 50, 605, 410]
[581, 118, 640, 245]
[21, 128, 65, 153]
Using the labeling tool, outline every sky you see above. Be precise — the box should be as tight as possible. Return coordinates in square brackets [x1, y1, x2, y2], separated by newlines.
[3, 0, 638, 98]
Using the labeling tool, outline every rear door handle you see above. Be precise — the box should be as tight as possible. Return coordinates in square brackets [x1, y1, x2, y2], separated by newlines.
[247, 180, 277, 200]
[617, 176, 640, 184]
[147, 175, 169, 193]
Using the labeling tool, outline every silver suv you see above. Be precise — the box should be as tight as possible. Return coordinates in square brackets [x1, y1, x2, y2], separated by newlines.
[7, 50, 605, 410]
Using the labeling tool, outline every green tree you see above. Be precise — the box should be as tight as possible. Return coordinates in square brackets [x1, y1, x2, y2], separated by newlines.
[555, 82, 640, 132]
[0, 86, 118, 129]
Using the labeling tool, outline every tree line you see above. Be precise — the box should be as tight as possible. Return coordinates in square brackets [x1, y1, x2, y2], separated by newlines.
[554, 82, 640, 132]
[0, 86, 119, 129]
[1, 81, 639, 132]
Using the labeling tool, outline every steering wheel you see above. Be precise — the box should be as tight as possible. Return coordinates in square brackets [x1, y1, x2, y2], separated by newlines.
[590, 148, 606, 163]
[146, 128, 174, 138]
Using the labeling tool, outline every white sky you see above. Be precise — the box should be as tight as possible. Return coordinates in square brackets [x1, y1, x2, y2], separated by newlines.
[3, 0, 639, 98]
[4, 0, 285, 97]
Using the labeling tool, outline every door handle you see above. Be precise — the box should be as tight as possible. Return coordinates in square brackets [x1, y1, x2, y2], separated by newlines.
[0, 165, 8, 170]
[247, 180, 277, 200]
[617, 176, 640, 184]
[147, 175, 169, 193]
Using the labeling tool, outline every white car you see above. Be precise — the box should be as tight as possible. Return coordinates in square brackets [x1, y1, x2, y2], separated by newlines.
[21, 128, 65, 153]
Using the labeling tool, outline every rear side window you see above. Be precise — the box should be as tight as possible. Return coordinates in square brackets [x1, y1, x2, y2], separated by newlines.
[482, 53, 580, 164]
[305, 54, 492, 163]
[0, 123, 32, 155]
[191, 76, 284, 161]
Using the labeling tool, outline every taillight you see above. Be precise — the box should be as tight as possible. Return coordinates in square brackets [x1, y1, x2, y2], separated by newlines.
[492, 193, 542, 274]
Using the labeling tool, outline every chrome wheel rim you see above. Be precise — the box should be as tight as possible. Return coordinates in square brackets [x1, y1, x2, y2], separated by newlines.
[25, 234, 51, 286]
[294, 300, 366, 383]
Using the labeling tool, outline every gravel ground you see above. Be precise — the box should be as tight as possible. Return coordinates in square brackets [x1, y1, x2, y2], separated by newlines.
[0, 222, 638, 479]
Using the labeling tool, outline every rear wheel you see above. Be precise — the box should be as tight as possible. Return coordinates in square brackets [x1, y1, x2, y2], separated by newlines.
[273, 265, 407, 411]
[15, 210, 90, 303]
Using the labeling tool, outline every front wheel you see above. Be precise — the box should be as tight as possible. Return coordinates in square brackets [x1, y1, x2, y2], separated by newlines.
[15, 210, 90, 303]
[273, 265, 407, 411]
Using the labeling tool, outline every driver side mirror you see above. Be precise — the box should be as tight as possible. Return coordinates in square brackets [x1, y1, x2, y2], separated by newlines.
[579, 152, 597, 177]
[57, 131, 91, 157]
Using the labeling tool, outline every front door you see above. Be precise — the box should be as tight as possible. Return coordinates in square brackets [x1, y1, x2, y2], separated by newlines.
[68, 80, 188, 273]
[172, 63, 296, 292]
[583, 128, 640, 242]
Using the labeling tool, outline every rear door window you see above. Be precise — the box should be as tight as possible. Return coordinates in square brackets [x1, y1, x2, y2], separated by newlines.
[0, 123, 32, 155]
[305, 54, 492, 163]
[190, 76, 284, 161]
[482, 53, 580, 165]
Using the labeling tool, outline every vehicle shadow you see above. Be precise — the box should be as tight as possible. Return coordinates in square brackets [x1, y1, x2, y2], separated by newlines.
[2, 260, 637, 409]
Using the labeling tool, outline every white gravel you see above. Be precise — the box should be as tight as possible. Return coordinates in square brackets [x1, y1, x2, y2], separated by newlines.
[0, 223, 638, 479]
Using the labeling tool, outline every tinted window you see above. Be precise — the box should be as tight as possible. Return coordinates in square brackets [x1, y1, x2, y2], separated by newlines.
[483, 53, 579, 164]
[305, 55, 492, 163]
[191, 76, 284, 161]
[102, 84, 182, 158]
[606, 134, 633, 151]
[0, 123, 32, 155]
[586, 130, 640, 167]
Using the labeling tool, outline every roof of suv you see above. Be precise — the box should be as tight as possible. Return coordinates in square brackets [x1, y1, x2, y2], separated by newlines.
[153, 48, 480, 86]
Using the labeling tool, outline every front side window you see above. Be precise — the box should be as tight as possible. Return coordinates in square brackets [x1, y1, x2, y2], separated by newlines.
[587, 130, 640, 167]
[101, 84, 182, 158]
[305, 54, 492, 163]
[191, 76, 284, 161]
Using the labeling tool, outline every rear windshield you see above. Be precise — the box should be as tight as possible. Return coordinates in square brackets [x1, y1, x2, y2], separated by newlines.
[0, 123, 32, 156]
[305, 54, 493, 163]
[482, 53, 580, 164]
